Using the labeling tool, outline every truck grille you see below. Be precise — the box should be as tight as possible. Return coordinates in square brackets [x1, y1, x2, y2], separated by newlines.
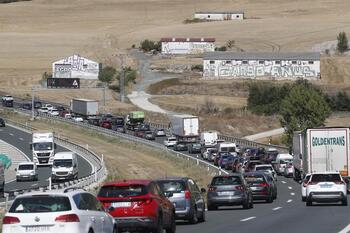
[37, 153, 50, 157]
[38, 158, 49, 164]
[56, 172, 69, 176]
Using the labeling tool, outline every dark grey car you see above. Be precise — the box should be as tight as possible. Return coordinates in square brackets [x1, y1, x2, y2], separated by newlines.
[207, 174, 253, 210]
[156, 177, 206, 224]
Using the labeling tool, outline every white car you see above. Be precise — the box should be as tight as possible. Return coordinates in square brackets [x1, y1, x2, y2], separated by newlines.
[2, 188, 117, 233]
[305, 172, 347, 206]
[48, 109, 60, 116]
[301, 173, 311, 202]
[283, 162, 294, 178]
[43, 104, 54, 111]
[164, 137, 177, 147]
[72, 116, 84, 122]
[16, 162, 38, 182]
[154, 129, 166, 137]
[37, 107, 49, 114]
[254, 164, 277, 180]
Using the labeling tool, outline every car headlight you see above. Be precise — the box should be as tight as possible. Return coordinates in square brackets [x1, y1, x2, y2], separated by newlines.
[30, 171, 35, 175]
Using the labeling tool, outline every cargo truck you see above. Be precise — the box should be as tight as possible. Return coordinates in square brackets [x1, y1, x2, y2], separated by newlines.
[31, 132, 56, 166]
[125, 111, 145, 130]
[292, 127, 350, 181]
[70, 98, 98, 118]
[170, 115, 199, 143]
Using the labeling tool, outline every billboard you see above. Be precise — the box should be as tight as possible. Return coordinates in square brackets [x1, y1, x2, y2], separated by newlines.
[47, 78, 80, 89]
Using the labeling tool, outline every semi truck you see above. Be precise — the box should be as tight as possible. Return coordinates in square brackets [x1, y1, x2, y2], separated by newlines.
[70, 98, 98, 118]
[170, 115, 199, 143]
[293, 127, 350, 181]
[31, 132, 56, 166]
[125, 111, 145, 130]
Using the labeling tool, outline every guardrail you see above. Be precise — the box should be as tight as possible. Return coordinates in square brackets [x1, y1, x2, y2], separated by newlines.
[2, 118, 107, 200]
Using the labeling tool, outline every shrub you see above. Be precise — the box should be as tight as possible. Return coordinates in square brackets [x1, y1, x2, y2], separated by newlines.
[117, 66, 137, 85]
[98, 66, 116, 83]
[215, 46, 227, 51]
[191, 64, 203, 72]
[200, 98, 219, 114]
[140, 39, 161, 52]
[337, 32, 348, 53]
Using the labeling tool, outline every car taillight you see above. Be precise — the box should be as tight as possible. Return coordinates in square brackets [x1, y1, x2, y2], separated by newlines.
[55, 214, 80, 222]
[137, 199, 153, 206]
[3, 216, 20, 225]
[236, 186, 244, 191]
[208, 187, 217, 192]
[259, 182, 269, 187]
[185, 190, 191, 199]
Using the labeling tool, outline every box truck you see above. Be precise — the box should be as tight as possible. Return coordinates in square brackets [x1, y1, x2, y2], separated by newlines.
[170, 115, 199, 143]
[31, 132, 56, 166]
[70, 98, 98, 117]
[292, 127, 350, 181]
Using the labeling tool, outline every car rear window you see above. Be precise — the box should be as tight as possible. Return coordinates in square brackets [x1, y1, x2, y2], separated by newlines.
[245, 174, 265, 184]
[311, 174, 341, 183]
[18, 164, 34, 170]
[211, 176, 242, 186]
[256, 166, 272, 171]
[9, 195, 71, 213]
[98, 185, 148, 198]
[157, 181, 186, 193]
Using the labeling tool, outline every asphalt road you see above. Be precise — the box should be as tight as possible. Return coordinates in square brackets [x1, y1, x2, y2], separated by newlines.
[0, 125, 92, 192]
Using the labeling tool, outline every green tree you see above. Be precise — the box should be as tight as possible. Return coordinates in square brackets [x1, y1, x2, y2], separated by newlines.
[337, 32, 348, 53]
[98, 66, 116, 83]
[280, 81, 331, 146]
[116, 66, 137, 85]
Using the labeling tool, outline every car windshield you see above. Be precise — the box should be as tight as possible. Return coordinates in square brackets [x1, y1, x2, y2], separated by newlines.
[221, 147, 235, 152]
[169, 138, 177, 142]
[18, 164, 34, 170]
[256, 166, 273, 171]
[192, 144, 201, 148]
[212, 176, 242, 186]
[53, 159, 72, 168]
[311, 174, 341, 183]
[245, 175, 265, 184]
[112, 118, 124, 125]
[157, 180, 186, 193]
[9, 195, 71, 213]
[98, 185, 148, 198]
[33, 142, 52, 151]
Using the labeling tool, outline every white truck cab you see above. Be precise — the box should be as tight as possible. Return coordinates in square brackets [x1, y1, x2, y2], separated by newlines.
[16, 162, 38, 182]
[51, 152, 78, 182]
[31, 132, 56, 166]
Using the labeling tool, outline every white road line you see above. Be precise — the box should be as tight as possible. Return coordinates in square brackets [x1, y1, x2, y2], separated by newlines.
[287, 199, 293, 203]
[338, 223, 350, 233]
[240, 217, 256, 222]
[291, 192, 295, 196]
[9, 133, 14, 136]
[288, 186, 292, 190]
[272, 207, 282, 211]
[19, 138, 24, 141]
[281, 181, 286, 184]
[31, 184, 37, 187]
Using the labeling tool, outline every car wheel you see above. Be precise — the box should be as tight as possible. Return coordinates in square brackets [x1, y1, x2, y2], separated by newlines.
[342, 198, 348, 206]
[302, 196, 306, 202]
[152, 215, 163, 233]
[88, 229, 94, 233]
[306, 200, 312, 206]
[112, 226, 118, 233]
[249, 197, 254, 209]
[207, 204, 217, 211]
[189, 207, 198, 224]
[165, 213, 176, 233]
[198, 206, 206, 222]
[243, 198, 250, 209]
[266, 195, 273, 203]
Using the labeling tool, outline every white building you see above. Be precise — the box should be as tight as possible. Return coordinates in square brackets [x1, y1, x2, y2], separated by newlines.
[161, 38, 216, 55]
[203, 52, 321, 80]
[194, 11, 244, 21]
[52, 54, 99, 80]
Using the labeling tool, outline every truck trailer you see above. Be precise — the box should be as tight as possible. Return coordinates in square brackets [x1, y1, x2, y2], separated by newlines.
[170, 115, 199, 143]
[70, 98, 98, 117]
[293, 127, 350, 181]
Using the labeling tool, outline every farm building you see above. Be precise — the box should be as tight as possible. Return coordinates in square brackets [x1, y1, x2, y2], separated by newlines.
[203, 52, 321, 80]
[161, 38, 216, 55]
[52, 54, 100, 79]
[194, 11, 244, 21]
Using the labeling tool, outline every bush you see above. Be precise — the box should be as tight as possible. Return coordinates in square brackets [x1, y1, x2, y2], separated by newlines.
[327, 91, 350, 111]
[117, 66, 137, 85]
[337, 32, 348, 53]
[191, 64, 203, 72]
[108, 84, 120, 92]
[98, 66, 116, 83]
[200, 98, 219, 114]
[140, 39, 161, 52]
[215, 46, 227, 51]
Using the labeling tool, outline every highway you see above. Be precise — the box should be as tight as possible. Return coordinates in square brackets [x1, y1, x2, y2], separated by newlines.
[0, 125, 92, 192]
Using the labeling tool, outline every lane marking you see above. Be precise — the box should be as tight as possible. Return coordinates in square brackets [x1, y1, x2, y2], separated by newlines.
[9, 133, 14, 136]
[291, 192, 295, 196]
[31, 184, 37, 187]
[288, 186, 292, 190]
[338, 223, 350, 233]
[19, 138, 24, 141]
[287, 199, 293, 203]
[272, 207, 282, 211]
[240, 217, 256, 222]
[281, 181, 286, 184]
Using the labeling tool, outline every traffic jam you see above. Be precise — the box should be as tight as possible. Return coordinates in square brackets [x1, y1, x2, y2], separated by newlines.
[2, 96, 350, 233]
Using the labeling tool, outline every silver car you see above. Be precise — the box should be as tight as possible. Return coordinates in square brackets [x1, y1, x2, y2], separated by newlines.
[156, 177, 206, 224]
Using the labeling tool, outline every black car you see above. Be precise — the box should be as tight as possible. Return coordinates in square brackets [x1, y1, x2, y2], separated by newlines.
[173, 143, 188, 151]
[22, 103, 32, 110]
[0, 118, 5, 127]
[144, 131, 155, 140]
[207, 174, 253, 210]
[156, 177, 206, 224]
[188, 143, 202, 154]
[244, 172, 274, 203]
[56, 106, 66, 112]
[33, 101, 42, 109]
[87, 117, 100, 126]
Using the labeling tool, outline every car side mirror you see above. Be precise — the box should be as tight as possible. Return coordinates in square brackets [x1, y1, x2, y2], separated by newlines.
[30, 144, 33, 150]
[200, 188, 206, 193]
[14, 168, 17, 172]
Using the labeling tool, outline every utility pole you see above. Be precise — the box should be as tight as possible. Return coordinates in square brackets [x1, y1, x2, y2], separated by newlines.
[31, 86, 35, 120]
[120, 55, 125, 103]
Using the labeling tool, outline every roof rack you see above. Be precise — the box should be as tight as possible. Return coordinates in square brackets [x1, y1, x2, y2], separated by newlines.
[63, 187, 86, 193]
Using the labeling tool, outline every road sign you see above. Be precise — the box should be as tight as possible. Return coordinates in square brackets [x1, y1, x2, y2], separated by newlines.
[47, 78, 80, 89]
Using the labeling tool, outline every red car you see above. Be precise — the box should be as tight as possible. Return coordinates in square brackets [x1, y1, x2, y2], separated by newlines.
[100, 120, 112, 129]
[98, 179, 176, 233]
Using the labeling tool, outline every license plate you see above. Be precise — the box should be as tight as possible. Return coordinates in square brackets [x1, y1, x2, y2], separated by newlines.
[111, 202, 131, 208]
[25, 226, 50, 232]
[218, 191, 234, 196]
[320, 184, 333, 188]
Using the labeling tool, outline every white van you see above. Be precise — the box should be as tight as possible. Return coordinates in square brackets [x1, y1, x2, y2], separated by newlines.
[51, 152, 78, 182]
[217, 142, 236, 153]
[274, 153, 293, 175]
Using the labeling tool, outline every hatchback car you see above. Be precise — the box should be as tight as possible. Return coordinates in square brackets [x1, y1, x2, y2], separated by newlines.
[305, 172, 347, 206]
[207, 148, 218, 162]
[188, 143, 202, 154]
[207, 174, 253, 210]
[144, 131, 155, 140]
[2, 188, 117, 233]
[0, 118, 5, 127]
[301, 173, 311, 202]
[244, 172, 274, 203]
[156, 177, 206, 224]
[283, 162, 294, 178]
[98, 180, 176, 233]
[254, 164, 277, 180]
[173, 143, 188, 152]
[154, 129, 166, 137]
[218, 153, 233, 168]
